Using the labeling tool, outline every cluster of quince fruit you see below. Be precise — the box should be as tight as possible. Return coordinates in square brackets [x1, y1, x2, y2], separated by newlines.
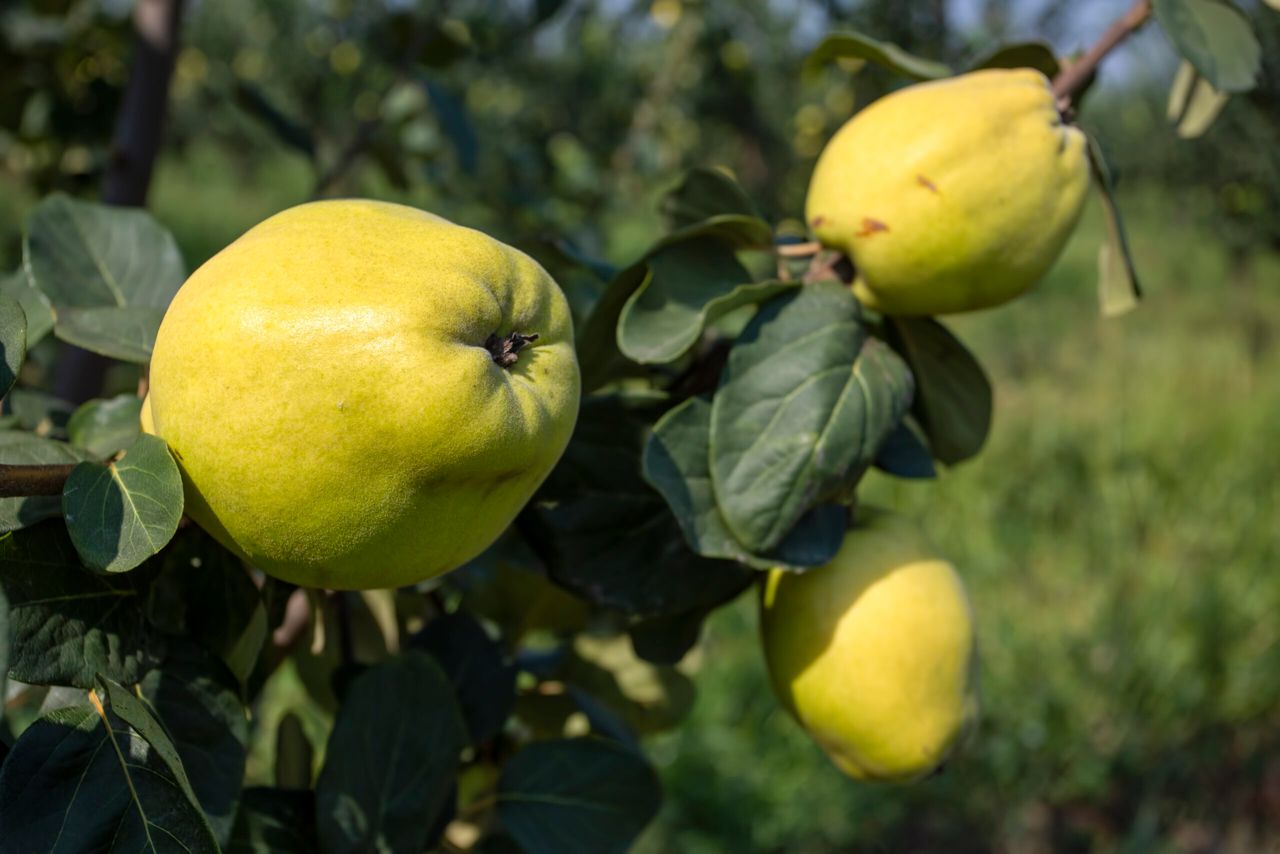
[141, 68, 1085, 785]
[760, 68, 1088, 781]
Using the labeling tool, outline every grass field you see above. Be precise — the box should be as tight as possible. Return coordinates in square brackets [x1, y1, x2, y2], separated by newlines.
[637, 191, 1280, 852]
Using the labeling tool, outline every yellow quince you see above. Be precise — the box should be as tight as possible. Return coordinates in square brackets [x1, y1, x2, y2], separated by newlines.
[760, 508, 978, 781]
[805, 68, 1089, 315]
[145, 199, 580, 589]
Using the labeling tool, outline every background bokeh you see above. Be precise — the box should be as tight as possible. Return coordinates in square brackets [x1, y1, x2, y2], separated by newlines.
[2, 0, 1278, 850]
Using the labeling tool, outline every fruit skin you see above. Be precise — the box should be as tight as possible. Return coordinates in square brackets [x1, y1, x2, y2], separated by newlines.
[805, 68, 1089, 315]
[760, 508, 977, 781]
[145, 199, 580, 590]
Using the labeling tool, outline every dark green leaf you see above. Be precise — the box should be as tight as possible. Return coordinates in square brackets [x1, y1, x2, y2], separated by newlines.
[0, 296, 24, 399]
[0, 267, 53, 347]
[24, 193, 185, 363]
[315, 652, 467, 854]
[535, 493, 754, 617]
[874, 420, 937, 479]
[424, 78, 479, 174]
[6, 388, 74, 435]
[660, 166, 760, 228]
[233, 82, 316, 158]
[0, 431, 89, 532]
[0, 676, 218, 853]
[970, 41, 1060, 77]
[884, 316, 992, 464]
[498, 738, 662, 854]
[0, 521, 166, 687]
[642, 396, 845, 570]
[1152, 0, 1260, 92]
[53, 305, 167, 364]
[273, 713, 314, 789]
[67, 394, 143, 458]
[629, 609, 705, 665]
[142, 644, 248, 845]
[710, 283, 913, 552]
[409, 611, 516, 745]
[24, 193, 186, 310]
[62, 433, 183, 573]
[577, 264, 650, 393]
[147, 527, 267, 686]
[1085, 135, 1143, 317]
[806, 30, 952, 80]
[618, 237, 793, 364]
[228, 788, 318, 854]
[538, 392, 664, 499]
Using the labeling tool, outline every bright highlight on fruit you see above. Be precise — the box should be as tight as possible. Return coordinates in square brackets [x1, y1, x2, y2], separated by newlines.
[145, 199, 581, 590]
[760, 508, 978, 781]
[805, 68, 1090, 315]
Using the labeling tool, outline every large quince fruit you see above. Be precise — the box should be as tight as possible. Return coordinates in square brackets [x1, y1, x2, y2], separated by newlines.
[145, 200, 580, 589]
[760, 508, 977, 781]
[805, 68, 1089, 315]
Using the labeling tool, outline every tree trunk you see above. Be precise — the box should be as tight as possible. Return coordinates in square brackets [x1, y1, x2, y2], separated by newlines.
[54, 0, 185, 403]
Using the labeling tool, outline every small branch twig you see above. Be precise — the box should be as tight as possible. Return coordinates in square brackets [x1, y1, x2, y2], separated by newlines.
[1051, 0, 1152, 105]
[0, 464, 77, 498]
[775, 241, 822, 258]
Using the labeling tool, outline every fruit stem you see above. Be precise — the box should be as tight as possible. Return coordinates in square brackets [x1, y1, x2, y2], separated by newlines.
[485, 331, 539, 369]
[0, 463, 77, 498]
[1051, 0, 1152, 106]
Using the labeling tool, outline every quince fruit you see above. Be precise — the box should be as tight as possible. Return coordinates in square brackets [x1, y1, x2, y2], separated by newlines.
[805, 68, 1089, 315]
[760, 508, 977, 781]
[145, 200, 580, 589]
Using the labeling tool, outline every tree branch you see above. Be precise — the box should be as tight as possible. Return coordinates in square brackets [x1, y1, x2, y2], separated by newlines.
[0, 464, 77, 498]
[1051, 0, 1152, 105]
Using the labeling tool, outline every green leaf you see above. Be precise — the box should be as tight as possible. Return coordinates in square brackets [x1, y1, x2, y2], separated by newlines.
[0, 521, 166, 687]
[409, 611, 516, 745]
[642, 395, 845, 570]
[1152, 0, 1261, 92]
[24, 193, 185, 363]
[709, 283, 913, 553]
[315, 652, 467, 854]
[539, 392, 667, 500]
[659, 166, 760, 228]
[1166, 59, 1230, 139]
[884, 316, 993, 464]
[0, 676, 219, 853]
[0, 266, 53, 347]
[67, 393, 144, 458]
[618, 236, 794, 364]
[53, 305, 168, 364]
[1085, 135, 1143, 317]
[0, 295, 25, 398]
[62, 433, 184, 573]
[535, 493, 755, 617]
[806, 30, 952, 80]
[228, 788, 318, 854]
[147, 528, 267, 687]
[873, 420, 937, 479]
[577, 263, 650, 393]
[0, 430, 89, 533]
[142, 644, 249, 846]
[628, 609, 705, 666]
[969, 41, 1060, 77]
[498, 738, 662, 854]
[6, 387, 75, 435]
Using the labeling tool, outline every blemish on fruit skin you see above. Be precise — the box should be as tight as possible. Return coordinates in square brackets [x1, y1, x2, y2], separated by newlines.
[916, 175, 939, 194]
[855, 217, 889, 238]
[811, 215, 827, 228]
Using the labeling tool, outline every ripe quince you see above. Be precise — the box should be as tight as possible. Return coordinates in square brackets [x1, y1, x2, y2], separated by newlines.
[760, 508, 977, 781]
[805, 68, 1089, 315]
[145, 200, 580, 589]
